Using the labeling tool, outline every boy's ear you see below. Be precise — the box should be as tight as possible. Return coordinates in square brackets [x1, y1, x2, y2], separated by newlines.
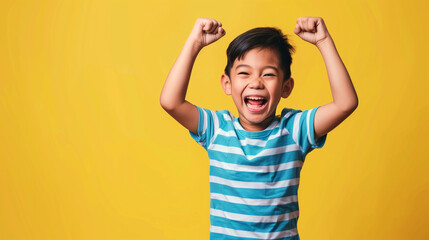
[221, 74, 232, 95]
[281, 78, 294, 98]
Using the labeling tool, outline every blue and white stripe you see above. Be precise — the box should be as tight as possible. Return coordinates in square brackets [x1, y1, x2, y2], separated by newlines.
[190, 106, 327, 240]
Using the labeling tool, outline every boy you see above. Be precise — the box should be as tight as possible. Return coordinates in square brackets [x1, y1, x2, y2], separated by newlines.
[160, 17, 358, 240]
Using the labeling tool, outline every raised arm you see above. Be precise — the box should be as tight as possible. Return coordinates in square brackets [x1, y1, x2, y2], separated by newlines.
[294, 17, 358, 139]
[160, 18, 225, 134]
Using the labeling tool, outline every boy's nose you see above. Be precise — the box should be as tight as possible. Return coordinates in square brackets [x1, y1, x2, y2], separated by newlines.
[249, 77, 264, 89]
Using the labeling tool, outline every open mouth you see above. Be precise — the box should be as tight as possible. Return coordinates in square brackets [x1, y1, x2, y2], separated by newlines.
[244, 96, 268, 112]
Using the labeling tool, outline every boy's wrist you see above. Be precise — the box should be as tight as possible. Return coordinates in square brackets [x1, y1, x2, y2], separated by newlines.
[316, 35, 334, 51]
[185, 37, 204, 53]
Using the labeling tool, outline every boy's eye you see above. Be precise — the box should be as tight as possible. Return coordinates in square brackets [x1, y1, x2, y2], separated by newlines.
[264, 73, 276, 77]
[238, 72, 249, 75]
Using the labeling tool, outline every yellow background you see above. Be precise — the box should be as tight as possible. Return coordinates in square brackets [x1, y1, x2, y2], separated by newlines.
[1, 0, 428, 239]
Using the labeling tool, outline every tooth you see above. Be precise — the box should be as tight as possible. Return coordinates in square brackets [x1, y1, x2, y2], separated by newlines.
[247, 97, 265, 100]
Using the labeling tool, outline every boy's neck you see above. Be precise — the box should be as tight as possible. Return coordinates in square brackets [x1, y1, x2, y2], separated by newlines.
[238, 114, 276, 132]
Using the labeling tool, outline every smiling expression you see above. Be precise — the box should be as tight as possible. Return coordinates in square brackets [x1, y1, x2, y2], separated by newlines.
[221, 47, 294, 132]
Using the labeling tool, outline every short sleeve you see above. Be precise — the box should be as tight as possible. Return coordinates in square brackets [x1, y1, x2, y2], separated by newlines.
[189, 106, 216, 150]
[291, 106, 327, 155]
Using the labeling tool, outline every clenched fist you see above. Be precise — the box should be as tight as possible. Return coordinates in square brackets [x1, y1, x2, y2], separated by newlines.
[188, 18, 226, 49]
[294, 17, 331, 47]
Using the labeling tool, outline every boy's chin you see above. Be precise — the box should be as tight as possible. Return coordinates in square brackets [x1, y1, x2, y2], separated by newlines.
[243, 107, 274, 119]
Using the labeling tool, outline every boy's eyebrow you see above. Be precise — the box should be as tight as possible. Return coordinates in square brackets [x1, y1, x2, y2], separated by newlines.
[235, 64, 279, 72]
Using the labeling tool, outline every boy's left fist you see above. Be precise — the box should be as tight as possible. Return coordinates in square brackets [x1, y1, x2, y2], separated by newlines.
[294, 17, 330, 47]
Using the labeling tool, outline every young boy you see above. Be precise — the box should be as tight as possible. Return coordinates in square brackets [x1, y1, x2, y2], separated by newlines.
[160, 17, 358, 240]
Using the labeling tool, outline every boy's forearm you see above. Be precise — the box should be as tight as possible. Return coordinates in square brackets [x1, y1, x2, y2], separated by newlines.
[317, 37, 358, 111]
[160, 39, 202, 111]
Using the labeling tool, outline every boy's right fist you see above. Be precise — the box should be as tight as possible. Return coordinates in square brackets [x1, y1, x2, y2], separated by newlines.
[188, 18, 225, 49]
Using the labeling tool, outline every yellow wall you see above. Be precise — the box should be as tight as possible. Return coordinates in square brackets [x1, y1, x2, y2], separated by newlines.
[1, 0, 428, 239]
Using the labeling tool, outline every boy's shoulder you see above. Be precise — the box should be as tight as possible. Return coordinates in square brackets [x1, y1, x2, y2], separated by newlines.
[280, 107, 299, 118]
[279, 107, 317, 118]
[194, 106, 235, 128]
[278, 107, 321, 130]
[197, 106, 233, 121]
[279, 107, 309, 123]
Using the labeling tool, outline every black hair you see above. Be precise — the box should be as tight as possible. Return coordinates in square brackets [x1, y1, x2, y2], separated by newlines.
[224, 27, 295, 81]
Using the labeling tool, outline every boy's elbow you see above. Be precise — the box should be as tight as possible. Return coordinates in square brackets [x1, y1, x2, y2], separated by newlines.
[335, 96, 358, 115]
[160, 95, 181, 113]
[160, 96, 174, 112]
[351, 94, 359, 110]
[353, 97, 359, 110]
[344, 96, 359, 114]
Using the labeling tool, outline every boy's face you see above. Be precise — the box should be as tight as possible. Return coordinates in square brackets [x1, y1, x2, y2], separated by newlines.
[221, 47, 294, 131]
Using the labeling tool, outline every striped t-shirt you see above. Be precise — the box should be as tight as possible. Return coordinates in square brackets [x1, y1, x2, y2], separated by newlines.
[190, 105, 327, 240]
